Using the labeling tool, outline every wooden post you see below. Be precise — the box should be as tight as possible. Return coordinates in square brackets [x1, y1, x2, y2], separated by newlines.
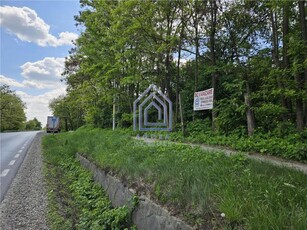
[113, 80, 116, 131]
[179, 93, 185, 135]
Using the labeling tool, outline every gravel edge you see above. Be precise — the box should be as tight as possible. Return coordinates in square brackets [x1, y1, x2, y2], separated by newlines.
[0, 132, 49, 230]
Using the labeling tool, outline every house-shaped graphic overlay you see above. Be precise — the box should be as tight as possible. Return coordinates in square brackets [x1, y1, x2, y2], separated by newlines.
[144, 100, 166, 126]
[133, 84, 172, 131]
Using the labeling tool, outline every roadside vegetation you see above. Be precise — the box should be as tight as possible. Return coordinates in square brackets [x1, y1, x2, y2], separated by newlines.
[134, 119, 307, 163]
[166, 119, 307, 162]
[49, 0, 307, 163]
[42, 133, 136, 230]
[169, 130, 306, 162]
[45, 126, 307, 229]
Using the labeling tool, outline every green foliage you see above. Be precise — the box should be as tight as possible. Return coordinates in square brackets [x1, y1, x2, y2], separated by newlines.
[56, 0, 307, 134]
[119, 113, 133, 128]
[49, 93, 86, 131]
[42, 134, 135, 230]
[25, 117, 42, 130]
[254, 103, 288, 131]
[52, 127, 307, 229]
[170, 123, 306, 162]
[0, 85, 26, 131]
[185, 119, 212, 134]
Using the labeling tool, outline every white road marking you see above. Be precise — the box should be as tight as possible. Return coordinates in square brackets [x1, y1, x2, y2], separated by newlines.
[0, 169, 10, 177]
[14, 154, 20, 158]
[9, 160, 16, 166]
[18, 150, 22, 153]
[21, 146, 25, 150]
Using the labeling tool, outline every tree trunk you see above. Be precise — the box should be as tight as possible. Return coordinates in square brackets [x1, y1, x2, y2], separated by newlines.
[282, 2, 292, 119]
[65, 118, 68, 131]
[245, 82, 256, 136]
[192, 15, 199, 121]
[297, 0, 307, 130]
[165, 51, 171, 96]
[179, 93, 185, 136]
[271, 9, 290, 123]
[210, 0, 218, 131]
[176, 43, 182, 124]
[175, 6, 186, 125]
[271, 10, 280, 68]
[165, 10, 173, 99]
[69, 117, 74, 130]
[295, 95, 304, 131]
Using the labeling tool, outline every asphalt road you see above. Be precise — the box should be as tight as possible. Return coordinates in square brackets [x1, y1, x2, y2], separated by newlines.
[0, 131, 40, 202]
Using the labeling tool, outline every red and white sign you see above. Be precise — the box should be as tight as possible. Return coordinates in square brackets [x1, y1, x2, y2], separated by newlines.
[193, 88, 214, 110]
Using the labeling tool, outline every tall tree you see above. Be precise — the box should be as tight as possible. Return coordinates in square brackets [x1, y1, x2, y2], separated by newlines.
[281, 0, 292, 118]
[300, 0, 307, 128]
[59, 0, 306, 135]
[296, 0, 306, 130]
[209, 0, 218, 131]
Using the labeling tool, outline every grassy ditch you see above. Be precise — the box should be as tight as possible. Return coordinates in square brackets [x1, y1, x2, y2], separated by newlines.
[46, 126, 307, 229]
[42, 134, 136, 230]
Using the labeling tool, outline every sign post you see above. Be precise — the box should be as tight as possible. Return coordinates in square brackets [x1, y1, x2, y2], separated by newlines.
[193, 88, 214, 111]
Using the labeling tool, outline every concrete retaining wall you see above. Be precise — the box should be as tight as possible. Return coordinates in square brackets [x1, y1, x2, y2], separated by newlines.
[77, 154, 193, 230]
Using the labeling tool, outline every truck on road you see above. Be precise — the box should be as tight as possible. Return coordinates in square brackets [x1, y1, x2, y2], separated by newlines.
[46, 116, 61, 133]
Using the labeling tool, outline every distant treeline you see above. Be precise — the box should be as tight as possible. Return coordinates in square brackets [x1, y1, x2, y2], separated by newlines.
[1, 85, 41, 131]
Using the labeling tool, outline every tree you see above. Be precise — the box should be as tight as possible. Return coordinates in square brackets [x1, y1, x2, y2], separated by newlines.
[295, 0, 306, 131]
[58, 0, 306, 136]
[0, 85, 26, 131]
[206, 0, 220, 131]
[25, 118, 42, 130]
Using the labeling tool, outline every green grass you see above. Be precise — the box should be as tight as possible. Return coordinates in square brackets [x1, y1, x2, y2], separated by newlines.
[46, 126, 307, 229]
[42, 133, 136, 230]
[167, 130, 307, 162]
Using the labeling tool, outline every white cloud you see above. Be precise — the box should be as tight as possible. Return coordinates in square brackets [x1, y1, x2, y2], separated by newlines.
[1, 57, 66, 90]
[0, 5, 78, 47]
[0, 74, 24, 87]
[16, 87, 66, 125]
[1, 57, 68, 124]
[57, 32, 78, 46]
[21, 57, 65, 89]
[20, 57, 67, 123]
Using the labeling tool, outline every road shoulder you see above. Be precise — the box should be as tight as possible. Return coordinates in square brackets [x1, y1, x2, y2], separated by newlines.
[0, 132, 49, 229]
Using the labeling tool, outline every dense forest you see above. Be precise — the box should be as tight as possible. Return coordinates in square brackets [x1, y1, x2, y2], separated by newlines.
[50, 0, 306, 137]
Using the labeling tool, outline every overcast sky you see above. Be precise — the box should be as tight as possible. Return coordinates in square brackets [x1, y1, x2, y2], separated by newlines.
[0, 0, 80, 125]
